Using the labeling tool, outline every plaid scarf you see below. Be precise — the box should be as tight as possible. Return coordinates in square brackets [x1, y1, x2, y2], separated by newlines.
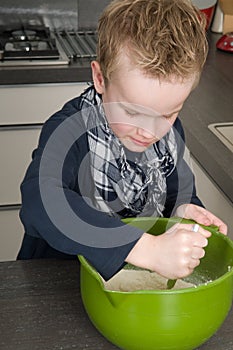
[80, 86, 177, 218]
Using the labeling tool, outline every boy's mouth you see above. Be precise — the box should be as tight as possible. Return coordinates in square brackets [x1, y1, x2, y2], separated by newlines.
[130, 137, 153, 147]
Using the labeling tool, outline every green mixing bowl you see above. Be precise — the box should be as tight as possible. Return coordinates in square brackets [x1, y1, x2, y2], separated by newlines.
[79, 217, 233, 350]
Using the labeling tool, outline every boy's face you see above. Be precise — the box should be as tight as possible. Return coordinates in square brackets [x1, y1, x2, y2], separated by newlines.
[91, 54, 196, 152]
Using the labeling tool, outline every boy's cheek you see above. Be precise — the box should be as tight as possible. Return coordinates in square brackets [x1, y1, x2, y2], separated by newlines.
[109, 123, 134, 137]
[109, 118, 175, 141]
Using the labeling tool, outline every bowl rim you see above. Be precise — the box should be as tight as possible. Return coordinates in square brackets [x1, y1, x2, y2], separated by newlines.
[79, 217, 233, 295]
[79, 248, 233, 296]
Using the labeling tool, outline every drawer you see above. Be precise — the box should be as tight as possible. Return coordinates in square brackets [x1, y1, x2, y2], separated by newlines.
[0, 208, 24, 261]
[0, 126, 41, 205]
[0, 82, 88, 125]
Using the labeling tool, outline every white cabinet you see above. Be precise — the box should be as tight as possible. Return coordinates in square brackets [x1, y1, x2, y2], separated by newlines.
[0, 126, 41, 205]
[0, 83, 88, 125]
[191, 156, 233, 240]
[0, 82, 88, 261]
[0, 209, 24, 262]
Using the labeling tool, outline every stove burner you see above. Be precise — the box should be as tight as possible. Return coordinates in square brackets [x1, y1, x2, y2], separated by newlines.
[0, 26, 61, 61]
[13, 41, 32, 52]
[12, 30, 37, 41]
[0, 26, 97, 67]
[6, 40, 49, 52]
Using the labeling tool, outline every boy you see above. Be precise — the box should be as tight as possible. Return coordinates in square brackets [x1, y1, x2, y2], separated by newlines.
[18, 0, 227, 281]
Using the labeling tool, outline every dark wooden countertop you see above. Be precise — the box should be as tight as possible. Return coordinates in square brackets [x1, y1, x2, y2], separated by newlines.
[179, 33, 233, 205]
[0, 259, 118, 350]
[0, 60, 92, 85]
[0, 259, 232, 350]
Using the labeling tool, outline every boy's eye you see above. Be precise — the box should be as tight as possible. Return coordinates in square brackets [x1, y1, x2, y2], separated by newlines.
[125, 109, 138, 116]
[163, 113, 175, 119]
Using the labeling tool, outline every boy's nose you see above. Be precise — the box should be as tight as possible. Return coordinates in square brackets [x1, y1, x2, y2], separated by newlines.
[136, 116, 174, 141]
[136, 127, 155, 139]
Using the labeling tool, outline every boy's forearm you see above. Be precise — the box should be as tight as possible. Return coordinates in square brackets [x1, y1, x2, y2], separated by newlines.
[125, 233, 158, 271]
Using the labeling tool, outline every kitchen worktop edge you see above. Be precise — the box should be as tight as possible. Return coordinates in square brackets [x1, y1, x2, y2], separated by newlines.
[0, 63, 93, 85]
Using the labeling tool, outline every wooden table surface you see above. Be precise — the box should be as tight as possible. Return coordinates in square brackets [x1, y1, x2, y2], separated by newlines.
[0, 259, 232, 350]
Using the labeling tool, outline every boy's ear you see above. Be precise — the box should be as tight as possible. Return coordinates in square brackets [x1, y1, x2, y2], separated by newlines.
[91, 61, 105, 94]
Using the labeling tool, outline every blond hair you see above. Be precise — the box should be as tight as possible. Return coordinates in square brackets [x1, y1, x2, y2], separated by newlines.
[97, 0, 208, 83]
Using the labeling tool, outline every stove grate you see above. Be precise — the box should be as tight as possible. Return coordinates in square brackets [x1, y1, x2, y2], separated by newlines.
[54, 30, 97, 61]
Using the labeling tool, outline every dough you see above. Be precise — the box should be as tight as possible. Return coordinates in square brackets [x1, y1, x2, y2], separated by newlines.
[103, 269, 195, 292]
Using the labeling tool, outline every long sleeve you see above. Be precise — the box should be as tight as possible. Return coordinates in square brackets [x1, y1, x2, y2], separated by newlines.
[19, 96, 143, 280]
[163, 118, 203, 217]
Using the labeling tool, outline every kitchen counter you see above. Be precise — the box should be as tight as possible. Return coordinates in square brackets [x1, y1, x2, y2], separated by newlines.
[179, 32, 233, 206]
[0, 61, 92, 85]
[0, 32, 232, 205]
[0, 259, 232, 350]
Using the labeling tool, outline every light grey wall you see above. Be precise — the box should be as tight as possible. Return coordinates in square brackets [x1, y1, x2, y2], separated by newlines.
[78, 0, 111, 30]
[0, 0, 78, 29]
[0, 0, 113, 30]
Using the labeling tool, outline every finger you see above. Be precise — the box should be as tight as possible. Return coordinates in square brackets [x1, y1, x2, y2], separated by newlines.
[219, 224, 228, 235]
[193, 233, 209, 248]
[191, 247, 205, 259]
[178, 223, 211, 238]
[210, 218, 228, 235]
[193, 207, 228, 235]
[196, 225, 212, 238]
[202, 213, 228, 235]
[187, 224, 211, 244]
[192, 209, 213, 227]
[189, 258, 201, 269]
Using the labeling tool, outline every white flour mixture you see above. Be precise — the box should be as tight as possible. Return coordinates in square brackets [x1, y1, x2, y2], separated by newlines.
[103, 269, 195, 291]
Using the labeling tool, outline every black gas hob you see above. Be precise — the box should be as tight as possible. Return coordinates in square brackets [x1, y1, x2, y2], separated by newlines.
[0, 25, 97, 67]
[0, 25, 60, 60]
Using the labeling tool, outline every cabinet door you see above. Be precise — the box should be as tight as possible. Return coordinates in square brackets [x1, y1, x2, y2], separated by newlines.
[0, 126, 41, 205]
[0, 83, 88, 125]
[191, 157, 233, 239]
[0, 208, 24, 261]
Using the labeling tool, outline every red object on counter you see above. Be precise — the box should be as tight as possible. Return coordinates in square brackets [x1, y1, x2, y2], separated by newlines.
[191, 0, 217, 30]
[216, 32, 233, 52]
[201, 6, 216, 29]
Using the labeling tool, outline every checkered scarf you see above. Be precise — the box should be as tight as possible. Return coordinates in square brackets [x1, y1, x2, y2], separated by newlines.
[80, 86, 177, 218]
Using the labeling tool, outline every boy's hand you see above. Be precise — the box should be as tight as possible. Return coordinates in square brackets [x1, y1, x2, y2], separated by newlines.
[125, 223, 211, 280]
[148, 223, 211, 279]
[175, 203, 228, 235]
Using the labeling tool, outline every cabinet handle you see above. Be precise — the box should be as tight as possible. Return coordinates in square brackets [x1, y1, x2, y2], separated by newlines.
[0, 124, 43, 131]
